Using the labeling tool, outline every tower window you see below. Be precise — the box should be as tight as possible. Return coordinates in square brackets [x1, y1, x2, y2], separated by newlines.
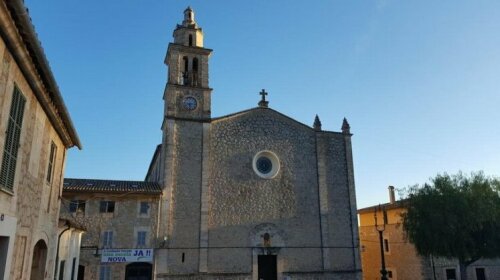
[192, 57, 198, 72]
[192, 58, 199, 86]
[189, 35, 193, 46]
[183, 56, 188, 72]
[182, 56, 189, 85]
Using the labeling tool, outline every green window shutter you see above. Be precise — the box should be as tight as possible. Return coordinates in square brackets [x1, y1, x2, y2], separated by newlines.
[0, 87, 26, 190]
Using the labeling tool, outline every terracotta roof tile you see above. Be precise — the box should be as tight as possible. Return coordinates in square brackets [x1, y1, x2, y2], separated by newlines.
[63, 178, 161, 194]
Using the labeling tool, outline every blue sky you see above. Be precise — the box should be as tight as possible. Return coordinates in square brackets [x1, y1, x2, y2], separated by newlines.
[25, 1, 500, 208]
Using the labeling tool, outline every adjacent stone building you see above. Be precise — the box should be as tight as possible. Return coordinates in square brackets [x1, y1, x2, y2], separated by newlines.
[145, 7, 362, 280]
[358, 186, 500, 280]
[60, 178, 161, 280]
[0, 1, 81, 279]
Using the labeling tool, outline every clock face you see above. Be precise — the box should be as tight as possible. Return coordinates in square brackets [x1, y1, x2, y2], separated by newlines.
[182, 96, 197, 110]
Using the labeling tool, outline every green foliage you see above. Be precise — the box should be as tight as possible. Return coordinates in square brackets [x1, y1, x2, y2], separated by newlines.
[402, 172, 500, 263]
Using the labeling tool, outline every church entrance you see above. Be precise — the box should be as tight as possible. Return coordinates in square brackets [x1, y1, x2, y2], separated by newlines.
[125, 262, 152, 280]
[258, 255, 277, 280]
[30, 240, 48, 280]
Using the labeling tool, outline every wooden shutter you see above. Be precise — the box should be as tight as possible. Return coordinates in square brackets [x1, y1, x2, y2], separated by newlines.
[46, 142, 57, 183]
[0, 87, 26, 190]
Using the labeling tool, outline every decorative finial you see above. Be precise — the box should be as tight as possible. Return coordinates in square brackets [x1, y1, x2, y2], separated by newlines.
[342, 118, 351, 134]
[313, 115, 322, 131]
[183, 6, 196, 26]
[258, 89, 269, 108]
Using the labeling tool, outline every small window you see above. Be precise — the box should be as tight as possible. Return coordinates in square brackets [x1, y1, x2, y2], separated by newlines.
[384, 239, 390, 252]
[100, 201, 115, 213]
[189, 34, 193, 46]
[137, 231, 147, 247]
[387, 270, 393, 278]
[46, 142, 57, 183]
[69, 200, 86, 213]
[139, 202, 150, 215]
[102, 231, 113, 248]
[476, 268, 486, 280]
[446, 268, 457, 280]
[99, 265, 111, 280]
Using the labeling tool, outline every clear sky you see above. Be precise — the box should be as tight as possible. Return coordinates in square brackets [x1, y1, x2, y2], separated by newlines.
[24, 1, 500, 208]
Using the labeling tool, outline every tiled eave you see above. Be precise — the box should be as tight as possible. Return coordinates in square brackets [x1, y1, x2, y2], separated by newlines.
[63, 178, 162, 195]
[0, 1, 81, 149]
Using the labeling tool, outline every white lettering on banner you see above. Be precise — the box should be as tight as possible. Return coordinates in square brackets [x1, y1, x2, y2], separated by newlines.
[101, 249, 153, 263]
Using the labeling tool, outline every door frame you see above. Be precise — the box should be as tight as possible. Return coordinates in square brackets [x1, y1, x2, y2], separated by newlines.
[252, 249, 282, 280]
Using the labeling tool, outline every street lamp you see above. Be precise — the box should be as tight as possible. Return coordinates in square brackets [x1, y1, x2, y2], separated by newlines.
[374, 204, 388, 280]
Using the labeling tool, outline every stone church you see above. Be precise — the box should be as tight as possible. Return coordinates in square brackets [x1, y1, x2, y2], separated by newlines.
[144, 7, 362, 280]
[62, 6, 361, 280]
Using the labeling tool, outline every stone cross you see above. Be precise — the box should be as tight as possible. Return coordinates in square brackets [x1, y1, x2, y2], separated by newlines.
[259, 89, 268, 101]
[258, 89, 269, 108]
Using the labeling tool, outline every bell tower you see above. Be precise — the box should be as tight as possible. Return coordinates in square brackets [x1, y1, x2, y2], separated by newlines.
[158, 8, 212, 275]
[164, 6, 212, 120]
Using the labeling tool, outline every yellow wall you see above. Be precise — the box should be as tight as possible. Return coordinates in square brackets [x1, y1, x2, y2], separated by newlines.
[359, 206, 425, 280]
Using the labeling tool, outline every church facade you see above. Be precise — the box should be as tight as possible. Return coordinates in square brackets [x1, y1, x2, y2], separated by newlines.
[145, 7, 362, 280]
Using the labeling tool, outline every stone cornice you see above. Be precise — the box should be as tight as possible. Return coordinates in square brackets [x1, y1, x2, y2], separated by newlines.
[1, 1, 81, 149]
[165, 43, 212, 64]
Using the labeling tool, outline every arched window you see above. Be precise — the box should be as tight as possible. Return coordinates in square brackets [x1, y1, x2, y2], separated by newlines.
[188, 35, 193, 46]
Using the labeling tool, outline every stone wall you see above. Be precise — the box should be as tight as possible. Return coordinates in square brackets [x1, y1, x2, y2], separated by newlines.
[163, 120, 204, 274]
[0, 29, 67, 280]
[207, 108, 322, 276]
[155, 108, 361, 279]
[316, 131, 360, 272]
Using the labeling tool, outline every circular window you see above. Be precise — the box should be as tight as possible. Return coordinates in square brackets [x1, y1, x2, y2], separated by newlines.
[256, 157, 273, 174]
[253, 151, 280, 179]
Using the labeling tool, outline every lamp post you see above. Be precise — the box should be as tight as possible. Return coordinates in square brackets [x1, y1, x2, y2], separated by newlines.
[374, 204, 388, 280]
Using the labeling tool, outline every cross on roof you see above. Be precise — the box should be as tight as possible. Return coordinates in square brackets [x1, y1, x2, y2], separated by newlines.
[258, 89, 269, 108]
[259, 89, 268, 101]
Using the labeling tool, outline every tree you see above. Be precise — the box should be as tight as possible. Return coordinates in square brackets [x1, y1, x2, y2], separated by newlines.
[402, 172, 500, 280]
